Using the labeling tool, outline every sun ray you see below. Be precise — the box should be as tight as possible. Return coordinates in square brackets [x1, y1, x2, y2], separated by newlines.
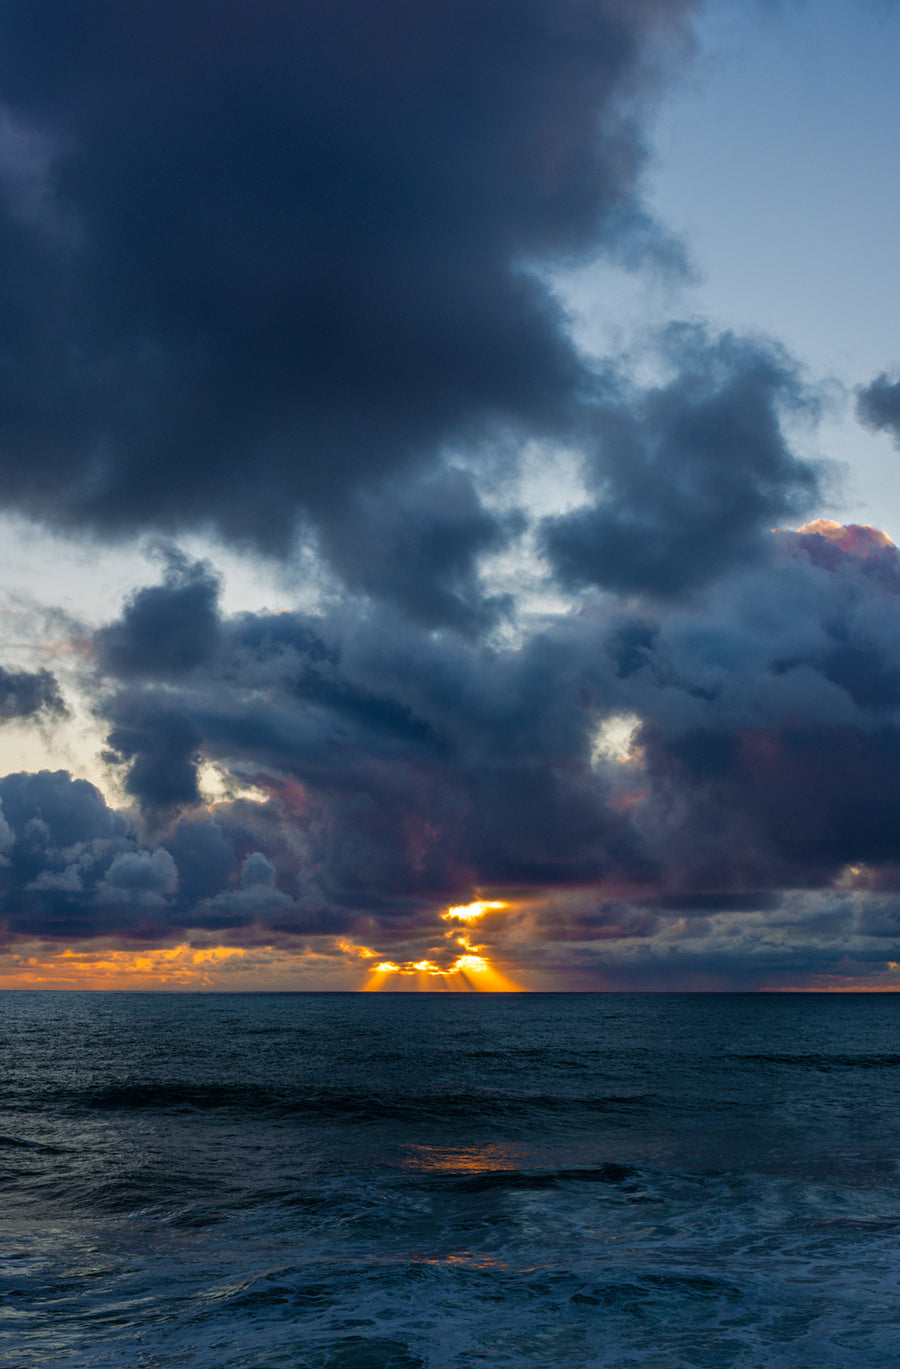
[364, 898, 520, 991]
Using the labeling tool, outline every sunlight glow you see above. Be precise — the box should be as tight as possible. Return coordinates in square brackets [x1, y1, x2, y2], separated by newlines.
[335, 938, 378, 959]
[364, 897, 519, 991]
[591, 712, 642, 767]
[441, 900, 508, 924]
[797, 520, 896, 556]
[0, 942, 247, 989]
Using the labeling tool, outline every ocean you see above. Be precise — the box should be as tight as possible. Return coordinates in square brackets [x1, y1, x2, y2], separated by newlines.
[3, 991, 900, 1368]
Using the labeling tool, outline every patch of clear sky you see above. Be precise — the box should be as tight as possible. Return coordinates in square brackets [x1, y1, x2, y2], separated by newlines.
[649, 0, 900, 533]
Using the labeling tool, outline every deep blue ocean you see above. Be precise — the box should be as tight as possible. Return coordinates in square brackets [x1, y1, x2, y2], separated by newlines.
[4, 992, 900, 1368]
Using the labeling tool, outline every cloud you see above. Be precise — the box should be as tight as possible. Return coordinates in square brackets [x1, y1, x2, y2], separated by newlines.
[161, 814, 236, 904]
[0, 769, 137, 938]
[2, 4, 899, 989]
[94, 549, 221, 679]
[317, 468, 518, 634]
[104, 699, 203, 812]
[3, 516, 900, 990]
[201, 851, 306, 932]
[97, 592, 648, 910]
[0, 663, 66, 721]
[856, 372, 900, 443]
[0, 0, 696, 564]
[542, 327, 821, 597]
[607, 524, 900, 901]
[97, 848, 178, 906]
[0, 518, 869, 981]
[0, 767, 309, 942]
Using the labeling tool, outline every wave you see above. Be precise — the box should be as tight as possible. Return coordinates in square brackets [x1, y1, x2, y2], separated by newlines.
[443, 1162, 637, 1193]
[736, 1052, 900, 1069]
[32, 1081, 661, 1124]
[0, 1133, 63, 1151]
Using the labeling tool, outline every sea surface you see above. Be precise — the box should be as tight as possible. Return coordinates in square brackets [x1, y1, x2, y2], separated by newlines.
[3, 992, 900, 1368]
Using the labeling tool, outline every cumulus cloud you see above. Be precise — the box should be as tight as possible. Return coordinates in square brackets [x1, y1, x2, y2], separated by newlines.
[0, 768, 301, 942]
[95, 848, 178, 915]
[0, 769, 136, 939]
[202, 851, 307, 932]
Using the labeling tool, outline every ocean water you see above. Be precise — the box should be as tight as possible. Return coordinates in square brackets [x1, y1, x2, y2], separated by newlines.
[3, 992, 900, 1368]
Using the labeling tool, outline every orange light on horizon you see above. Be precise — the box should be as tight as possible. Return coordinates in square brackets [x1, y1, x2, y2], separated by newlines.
[364, 954, 519, 991]
[364, 896, 519, 990]
[0, 942, 248, 990]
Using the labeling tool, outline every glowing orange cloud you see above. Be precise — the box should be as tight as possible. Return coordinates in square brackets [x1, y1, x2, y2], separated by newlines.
[441, 899, 507, 924]
[0, 943, 247, 990]
[0, 938, 388, 990]
[365, 898, 519, 990]
[797, 519, 895, 556]
[335, 938, 378, 959]
[0, 901, 522, 991]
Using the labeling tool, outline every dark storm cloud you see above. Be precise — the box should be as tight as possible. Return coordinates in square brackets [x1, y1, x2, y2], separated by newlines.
[0, 0, 695, 565]
[154, 523, 900, 934]
[86, 518, 900, 943]
[161, 815, 236, 905]
[0, 769, 139, 939]
[13, 516, 900, 986]
[613, 524, 900, 900]
[97, 583, 647, 910]
[94, 550, 221, 680]
[0, 767, 311, 941]
[317, 469, 518, 634]
[9, 0, 897, 989]
[542, 327, 821, 596]
[93, 553, 225, 812]
[856, 372, 900, 441]
[0, 664, 66, 720]
[104, 699, 203, 812]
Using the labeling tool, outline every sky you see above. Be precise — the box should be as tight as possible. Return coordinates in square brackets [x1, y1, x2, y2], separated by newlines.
[1, 0, 900, 990]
